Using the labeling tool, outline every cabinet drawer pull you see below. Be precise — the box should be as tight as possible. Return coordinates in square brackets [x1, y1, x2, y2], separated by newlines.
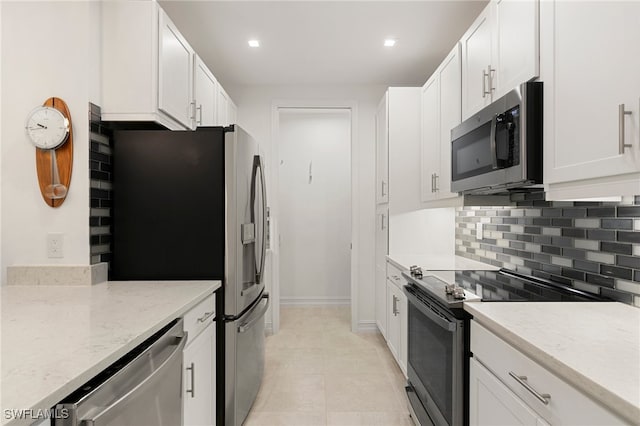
[509, 371, 550, 405]
[197, 311, 214, 323]
[392, 295, 398, 316]
[381, 180, 387, 197]
[619, 103, 633, 154]
[197, 105, 203, 125]
[186, 362, 195, 398]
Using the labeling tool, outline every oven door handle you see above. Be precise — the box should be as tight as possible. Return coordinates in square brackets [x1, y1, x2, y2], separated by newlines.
[404, 287, 457, 332]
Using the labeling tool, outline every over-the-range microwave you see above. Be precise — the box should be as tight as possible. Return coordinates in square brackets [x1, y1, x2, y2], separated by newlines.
[450, 81, 543, 195]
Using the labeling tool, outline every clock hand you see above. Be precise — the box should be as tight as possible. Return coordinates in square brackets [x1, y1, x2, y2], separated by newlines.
[36, 123, 47, 129]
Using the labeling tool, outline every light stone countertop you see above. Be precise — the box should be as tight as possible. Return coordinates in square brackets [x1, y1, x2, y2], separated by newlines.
[387, 253, 499, 272]
[1, 280, 220, 426]
[464, 302, 640, 424]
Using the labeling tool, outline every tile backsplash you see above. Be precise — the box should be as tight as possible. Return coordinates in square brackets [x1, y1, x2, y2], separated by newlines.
[455, 192, 640, 307]
[89, 103, 113, 268]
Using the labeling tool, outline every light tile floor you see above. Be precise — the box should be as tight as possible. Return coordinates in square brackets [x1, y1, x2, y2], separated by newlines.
[245, 306, 412, 426]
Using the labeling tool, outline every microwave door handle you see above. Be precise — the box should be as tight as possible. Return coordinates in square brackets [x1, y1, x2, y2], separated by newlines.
[490, 114, 498, 170]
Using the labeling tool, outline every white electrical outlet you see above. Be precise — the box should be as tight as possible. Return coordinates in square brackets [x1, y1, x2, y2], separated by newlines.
[47, 233, 64, 258]
[476, 223, 484, 240]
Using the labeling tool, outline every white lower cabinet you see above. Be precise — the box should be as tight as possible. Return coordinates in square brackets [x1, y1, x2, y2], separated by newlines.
[183, 295, 216, 426]
[470, 321, 627, 426]
[385, 261, 407, 376]
[470, 357, 550, 426]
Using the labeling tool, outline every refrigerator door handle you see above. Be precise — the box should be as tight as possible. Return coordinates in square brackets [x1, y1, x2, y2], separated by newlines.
[251, 155, 268, 285]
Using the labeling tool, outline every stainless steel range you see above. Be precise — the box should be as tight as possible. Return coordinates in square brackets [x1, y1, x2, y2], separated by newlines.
[402, 267, 608, 426]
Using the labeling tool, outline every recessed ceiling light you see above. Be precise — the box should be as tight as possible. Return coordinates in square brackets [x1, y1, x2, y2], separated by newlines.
[248, 40, 260, 48]
[384, 39, 396, 47]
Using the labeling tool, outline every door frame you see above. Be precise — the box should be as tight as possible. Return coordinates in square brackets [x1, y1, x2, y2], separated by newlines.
[270, 99, 359, 333]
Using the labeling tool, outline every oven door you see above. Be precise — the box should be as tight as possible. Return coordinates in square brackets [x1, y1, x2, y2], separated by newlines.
[404, 285, 465, 426]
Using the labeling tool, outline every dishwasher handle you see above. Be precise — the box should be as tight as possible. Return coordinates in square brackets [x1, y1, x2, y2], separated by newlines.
[81, 331, 187, 426]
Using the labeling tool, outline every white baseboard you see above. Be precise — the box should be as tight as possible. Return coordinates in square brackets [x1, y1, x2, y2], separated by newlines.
[280, 296, 350, 306]
[357, 320, 379, 333]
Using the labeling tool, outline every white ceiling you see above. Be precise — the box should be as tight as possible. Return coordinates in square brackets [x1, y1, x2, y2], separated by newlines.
[160, 1, 488, 88]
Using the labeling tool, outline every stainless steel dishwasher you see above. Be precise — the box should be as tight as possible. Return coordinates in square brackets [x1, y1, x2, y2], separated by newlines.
[55, 319, 186, 426]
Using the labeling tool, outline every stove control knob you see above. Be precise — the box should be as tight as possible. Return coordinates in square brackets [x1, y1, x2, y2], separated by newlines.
[452, 287, 466, 300]
[445, 284, 456, 294]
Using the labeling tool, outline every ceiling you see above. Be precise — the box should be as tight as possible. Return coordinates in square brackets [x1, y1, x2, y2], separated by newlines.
[160, 1, 488, 88]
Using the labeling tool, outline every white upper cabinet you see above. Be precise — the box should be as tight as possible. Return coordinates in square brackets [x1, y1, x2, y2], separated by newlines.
[102, 1, 195, 130]
[387, 88, 422, 214]
[421, 44, 462, 204]
[216, 85, 230, 127]
[461, 0, 539, 120]
[228, 98, 238, 126]
[541, 0, 640, 198]
[158, 9, 195, 129]
[376, 94, 389, 204]
[421, 75, 440, 202]
[193, 56, 217, 127]
[461, 4, 494, 119]
[493, 0, 539, 98]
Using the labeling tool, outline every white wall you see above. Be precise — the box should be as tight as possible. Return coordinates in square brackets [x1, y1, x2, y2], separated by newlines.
[1, 1, 101, 282]
[229, 84, 385, 328]
[279, 109, 351, 303]
[389, 208, 456, 257]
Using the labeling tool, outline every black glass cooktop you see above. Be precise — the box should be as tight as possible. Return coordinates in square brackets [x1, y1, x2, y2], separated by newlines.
[455, 269, 607, 302]
[403, 268, 609, 308]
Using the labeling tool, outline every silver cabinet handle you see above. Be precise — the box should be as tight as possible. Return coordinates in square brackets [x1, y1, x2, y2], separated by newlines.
[196, 105, 203, 125]
[381, 213, 386, 230]
[197, 311, 214, 323]
[508, 372, 551, 406]
[186, 362, 195, 398]
[381, 180, 387, 197]
[619, 103, 633, 154]
[431, 173, 435, 193]
[434, 173, 439, 192]
[483, 65, 495, 97]
[190, 101, 197, 120]
[482, 69, 488, 98]
[392, 295, 398, 316]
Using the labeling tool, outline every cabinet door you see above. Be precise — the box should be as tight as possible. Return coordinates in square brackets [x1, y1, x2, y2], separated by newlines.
[470, 358, 549, 426]
[542, 1, 640, 184]
[194, 56, 217, 127]
[375, 206, 388, 337]
[461, 3, 494, 120]
[386, 281, 401, 362]
[158, 9, 194, 128]
[376, 93, 389, 204]
[228, 99, 238, 126]
[183, 324, 215, 426]
[421, 76, 440, 202]
[494, 0, 539, 98]
[438, 43, 462, 199]
[216, 86, 229, 126]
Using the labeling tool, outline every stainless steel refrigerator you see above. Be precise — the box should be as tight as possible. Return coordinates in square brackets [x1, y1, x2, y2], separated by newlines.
[111, 125, 268, 426]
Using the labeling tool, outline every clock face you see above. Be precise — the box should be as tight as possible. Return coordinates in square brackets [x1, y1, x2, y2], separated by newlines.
[25, 106, 69, 150]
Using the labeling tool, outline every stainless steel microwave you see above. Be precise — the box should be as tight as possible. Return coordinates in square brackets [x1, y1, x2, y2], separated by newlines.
[450, 81, 543, 194]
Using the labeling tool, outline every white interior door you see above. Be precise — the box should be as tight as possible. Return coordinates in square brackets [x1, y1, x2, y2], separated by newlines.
[278, 109, 352, 305]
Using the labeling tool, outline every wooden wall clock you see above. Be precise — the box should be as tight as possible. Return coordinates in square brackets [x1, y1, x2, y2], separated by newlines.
[25, 97, 73, 207]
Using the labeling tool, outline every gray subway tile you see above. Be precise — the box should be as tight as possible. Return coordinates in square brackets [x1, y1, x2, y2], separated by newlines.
[602, 219, 633, 230]
[587, 229, 616, 241]
[586, 273, 615, 288]
[617, 255, 640, 269]
[617, 206, 640, 217]
[587, 207, 616, 217]
[600, 264, 633, 280]
[617, 231, 640, 243]
[600, 287, 634, 304]
[562, 228, 585, 238]
[574, 260, 600, 273]
[600, 241, 633, 255]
